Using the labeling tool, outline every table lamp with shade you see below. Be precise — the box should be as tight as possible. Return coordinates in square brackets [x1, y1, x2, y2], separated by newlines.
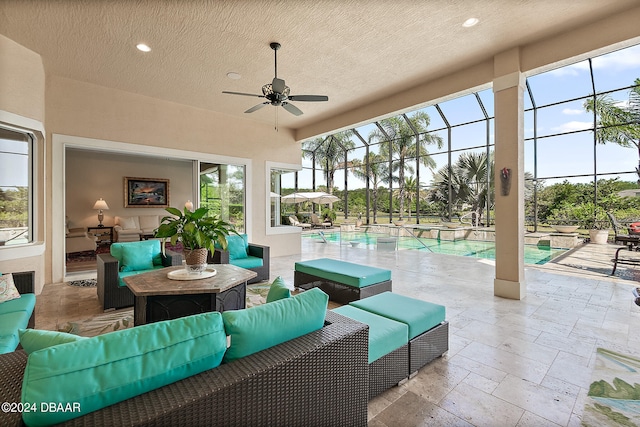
[93, 198, 110, 227]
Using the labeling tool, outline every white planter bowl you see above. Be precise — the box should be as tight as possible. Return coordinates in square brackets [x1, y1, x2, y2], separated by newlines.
[589, 229, 609, 244]
[552, 225, 579, 233]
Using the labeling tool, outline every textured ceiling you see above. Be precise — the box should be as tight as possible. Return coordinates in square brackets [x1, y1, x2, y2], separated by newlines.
[1, 0, 638, 132]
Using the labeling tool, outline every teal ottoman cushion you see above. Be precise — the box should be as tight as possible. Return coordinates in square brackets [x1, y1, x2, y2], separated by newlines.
[350, 292, 445, 340]
[295, 258, 391, 288]
[21, 311, 227, 426]
[222, 287, 328, 362]
[333, 305, 408, 364]
[0, 293, 36, 315]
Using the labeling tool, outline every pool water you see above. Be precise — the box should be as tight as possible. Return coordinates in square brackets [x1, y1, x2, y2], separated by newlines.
[304, 231, 567, 265]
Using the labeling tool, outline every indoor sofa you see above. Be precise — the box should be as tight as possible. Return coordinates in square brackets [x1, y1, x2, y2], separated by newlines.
[0, 289, 369, 427]
[113, 215, 164, 242]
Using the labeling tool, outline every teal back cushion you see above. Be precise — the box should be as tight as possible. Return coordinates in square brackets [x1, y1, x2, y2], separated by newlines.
[110, 240, 163, 269]
[266, 276, 291, 303]
[21, 312, 227, 426]
[226, 234, 248, 260]
[222, 287, 328, 362]
[18, 329, 87, 354]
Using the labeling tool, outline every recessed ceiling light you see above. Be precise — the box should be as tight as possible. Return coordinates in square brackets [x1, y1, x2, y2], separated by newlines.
[136, 43, 151, 52]
[226, 72, 241, 80]
[462, 18, 479, 28]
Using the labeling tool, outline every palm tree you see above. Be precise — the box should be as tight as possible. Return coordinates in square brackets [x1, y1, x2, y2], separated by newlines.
[367, 111, 443, 220]
[429, 151, 493, 226]
[302, 131, 355, 196]
[350, 152, 388, 223]
[584, 78, 640, 183]
[393, 176, 423, 219]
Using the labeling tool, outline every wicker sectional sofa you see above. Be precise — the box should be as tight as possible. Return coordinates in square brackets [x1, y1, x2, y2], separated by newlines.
[0, 311, 369, 427]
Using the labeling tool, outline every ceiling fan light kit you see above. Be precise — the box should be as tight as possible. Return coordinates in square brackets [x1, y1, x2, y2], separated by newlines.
[222, 42, 328, 117]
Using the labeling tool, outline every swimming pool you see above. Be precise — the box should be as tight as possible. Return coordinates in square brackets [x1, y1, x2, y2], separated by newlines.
[303, 231, 567, 265]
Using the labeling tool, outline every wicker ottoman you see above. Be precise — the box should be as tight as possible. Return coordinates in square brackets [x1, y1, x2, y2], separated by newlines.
[350, 292, 448, 375]
[332, 305, 409, 399]
[294, 258, 392, 304]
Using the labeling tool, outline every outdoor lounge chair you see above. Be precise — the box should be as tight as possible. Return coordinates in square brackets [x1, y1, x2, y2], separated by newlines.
[310, 213, 332, 229]
[288, 215, 311, 229]
[607, 212, 640, 275]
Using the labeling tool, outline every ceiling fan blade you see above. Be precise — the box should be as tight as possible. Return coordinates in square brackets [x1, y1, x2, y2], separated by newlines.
[288, 95, 329, 102]
[223, 91, 264, 98]
[281, 102, 303, 116]
[272, 78, 286, 94]
[245, 102, 269, 113]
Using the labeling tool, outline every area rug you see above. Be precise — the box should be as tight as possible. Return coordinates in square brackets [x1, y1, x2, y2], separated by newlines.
[58, 282, 274, 337]
[583, 347, 640, 426]
[65, 278, 97, 287]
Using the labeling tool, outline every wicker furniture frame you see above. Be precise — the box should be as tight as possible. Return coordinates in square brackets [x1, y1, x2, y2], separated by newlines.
[294, 270, 392, 304]
[327, 311, 409, 399]
[409, 321, 449, 375]
[8, 271, 35, 329]
[209, 243, 270, 284]
[97, 250, 182, 310]
[0, 312, 368, 427]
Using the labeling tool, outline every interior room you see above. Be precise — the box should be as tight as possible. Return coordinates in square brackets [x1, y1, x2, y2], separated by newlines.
[1, 1, 640, 426]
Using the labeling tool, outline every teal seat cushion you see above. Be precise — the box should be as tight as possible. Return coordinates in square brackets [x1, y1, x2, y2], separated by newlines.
[21, 312, 227, 426]
[230, 256, 263, 270]
[110, 240, 163, 268]
[295, 258, 391, 288]
[117, 266, 166, 287]
[222, 287, 328, 362]
[0, 311, 32, 354]
[0, 293, 36, 315]
[226, 234, 248, 260]
[333, 305, 408, 364]
[18, 329, 87, 354]
[266, 276, 291, 303]
[350, 292, 445, 340]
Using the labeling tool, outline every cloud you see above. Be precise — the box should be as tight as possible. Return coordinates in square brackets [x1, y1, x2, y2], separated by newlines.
[562, 108, 584, 115]
[552, 121, 592, 132]
[548, 61, 589, 77]
[547, 45, 640, 77]
[592, 45, 640, 71]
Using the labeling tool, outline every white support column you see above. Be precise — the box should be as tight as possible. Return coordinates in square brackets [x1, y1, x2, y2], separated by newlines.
[493, 49, 526, 300]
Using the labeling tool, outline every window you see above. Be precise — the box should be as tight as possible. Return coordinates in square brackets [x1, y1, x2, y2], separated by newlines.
[199, 162, 245, 233]
[0, 126, 33, 246]
[267, 161, 301, 233]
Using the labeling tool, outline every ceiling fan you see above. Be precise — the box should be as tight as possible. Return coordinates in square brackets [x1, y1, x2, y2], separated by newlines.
[222, 42, 328, 116]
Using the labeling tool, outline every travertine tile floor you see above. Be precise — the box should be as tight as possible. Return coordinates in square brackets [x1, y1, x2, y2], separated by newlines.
[40, 240, 640, 427]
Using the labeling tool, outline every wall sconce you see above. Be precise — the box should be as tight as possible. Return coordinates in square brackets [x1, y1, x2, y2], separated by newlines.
[93, 198, 110, 227]
[185, 200, 194, 211]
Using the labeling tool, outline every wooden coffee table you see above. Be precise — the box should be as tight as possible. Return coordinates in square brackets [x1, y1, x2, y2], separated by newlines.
[124, 264, 258, 326]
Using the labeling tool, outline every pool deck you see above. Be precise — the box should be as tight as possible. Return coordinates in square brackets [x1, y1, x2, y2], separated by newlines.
[282, 233, 640, 425]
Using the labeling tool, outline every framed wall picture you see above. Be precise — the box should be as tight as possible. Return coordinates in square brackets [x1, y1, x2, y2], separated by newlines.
[124, 177, 170, 208]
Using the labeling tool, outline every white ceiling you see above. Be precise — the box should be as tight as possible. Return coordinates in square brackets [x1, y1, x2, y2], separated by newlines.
[1, 0, 638, 133]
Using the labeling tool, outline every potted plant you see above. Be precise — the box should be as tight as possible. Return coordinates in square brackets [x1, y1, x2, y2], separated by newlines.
[574, 203, 610, 244]
[155, 206, 237, 272]
[547, 204, 579, 233]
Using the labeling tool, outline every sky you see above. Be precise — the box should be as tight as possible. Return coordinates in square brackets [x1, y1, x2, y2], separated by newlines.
[291, 43, 640, 191]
